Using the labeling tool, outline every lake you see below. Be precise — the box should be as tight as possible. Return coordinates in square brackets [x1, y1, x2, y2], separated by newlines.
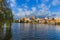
[0, 23, 60, 40]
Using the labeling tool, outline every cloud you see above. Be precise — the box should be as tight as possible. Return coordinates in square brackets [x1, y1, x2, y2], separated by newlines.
[37, 3, 50, 15]
[10, 0, 16, 7]
[10, 0, 16, 4]
[11, 0, 60, 19]
[14, 8, 31, 18]
[38, 3, 50, 9]
[17, 8, 25, 17]
[32, 7, 36, 12]
[13, 7, 37, 19]
[52, 0, 60, 6]
[10, 3, 15, 7]
[14, 3, 51, 19]
[52, 12, 60, 18]
[37, 3, 60, 18]
[51, 12, 60, 16]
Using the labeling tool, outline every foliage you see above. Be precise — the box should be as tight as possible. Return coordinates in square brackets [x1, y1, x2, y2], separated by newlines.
[0, 0, 13, 26]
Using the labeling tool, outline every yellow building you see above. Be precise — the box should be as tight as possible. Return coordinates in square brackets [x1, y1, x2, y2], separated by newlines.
[24, 17, 31, 23]
[36, 18, 46, 23]
[55, 18, 60, 23]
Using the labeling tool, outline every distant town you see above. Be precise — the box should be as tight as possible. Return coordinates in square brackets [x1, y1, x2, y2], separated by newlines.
[15, 16, 60, 25]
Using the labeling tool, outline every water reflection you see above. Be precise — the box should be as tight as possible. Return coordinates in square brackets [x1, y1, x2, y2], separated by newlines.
[0, 23, 12, 40]
[0, 25, 3, 40]
[11, 23, 60, 40]
[1, 23, 60, 40]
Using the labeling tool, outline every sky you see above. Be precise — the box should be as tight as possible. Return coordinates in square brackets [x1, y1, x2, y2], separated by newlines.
[7, 0, 60, 19]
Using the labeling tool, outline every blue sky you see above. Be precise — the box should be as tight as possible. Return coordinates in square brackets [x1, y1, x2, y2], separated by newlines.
[7, 0, 60, 19]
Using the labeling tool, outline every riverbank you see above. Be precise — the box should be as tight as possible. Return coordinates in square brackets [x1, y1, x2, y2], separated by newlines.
[14, 16, 60, 25]
[15, 20, 60, 25]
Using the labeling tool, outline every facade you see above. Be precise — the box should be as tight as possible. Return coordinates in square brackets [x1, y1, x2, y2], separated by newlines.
[31, 16, 36, 20]
[55, 18, 60, 23]
[19, 16, 60, 24]
[45, 17, 49, 20]
[24, 17, 31, 23]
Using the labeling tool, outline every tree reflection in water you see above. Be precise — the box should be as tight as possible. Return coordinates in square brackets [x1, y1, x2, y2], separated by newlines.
[0, 23, 12, 40]
[0, 24, 3, 40]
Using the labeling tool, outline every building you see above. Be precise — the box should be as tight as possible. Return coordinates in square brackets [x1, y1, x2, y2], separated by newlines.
[45, 17, 49, 20]
[24, 17, 31, 23]
[31, 16, 36, 20]
[35, 18, 46, 24]
[36, 18, 40, 22]
[46, 18, 55, 24]
[55, 18, 60, 23]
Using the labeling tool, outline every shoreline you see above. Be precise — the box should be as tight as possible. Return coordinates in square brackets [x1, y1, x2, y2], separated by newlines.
[14, 22, 60, 25]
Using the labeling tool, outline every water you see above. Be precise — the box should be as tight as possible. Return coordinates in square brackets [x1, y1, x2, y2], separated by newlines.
[0, 23, 60, 40]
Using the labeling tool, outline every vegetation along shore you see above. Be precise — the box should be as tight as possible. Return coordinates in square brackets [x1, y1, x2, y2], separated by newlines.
[14, 16, 60, 25]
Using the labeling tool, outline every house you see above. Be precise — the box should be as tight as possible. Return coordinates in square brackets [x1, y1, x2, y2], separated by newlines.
[55, 18, 60, 23]
[45, 17, 49, 20]
[24, 17, 31, 23]
[36, 18, 46, 24]
[46, 18, 55, 24]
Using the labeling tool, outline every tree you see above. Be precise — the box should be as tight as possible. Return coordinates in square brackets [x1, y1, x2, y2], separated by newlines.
[0, 0, 13, 26]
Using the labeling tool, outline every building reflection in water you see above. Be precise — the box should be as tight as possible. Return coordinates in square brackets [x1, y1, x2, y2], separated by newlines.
[0, 23, 12, 40]
[1, 23, 60, 40]
[19, 24, 60, 40]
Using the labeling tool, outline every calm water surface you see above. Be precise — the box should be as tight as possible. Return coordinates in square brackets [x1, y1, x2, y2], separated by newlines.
[0, 23, 60, 40]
